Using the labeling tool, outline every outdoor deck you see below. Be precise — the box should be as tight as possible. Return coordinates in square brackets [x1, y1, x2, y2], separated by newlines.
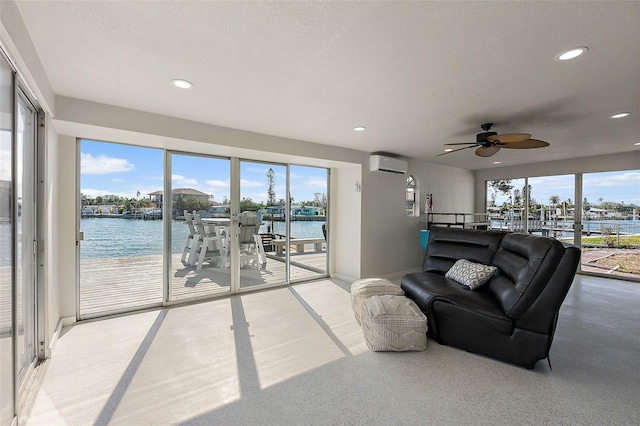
[78, 250, 328, 317]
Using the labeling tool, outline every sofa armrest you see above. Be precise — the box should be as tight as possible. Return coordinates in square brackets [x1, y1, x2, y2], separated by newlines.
[515, 243, 580, 334]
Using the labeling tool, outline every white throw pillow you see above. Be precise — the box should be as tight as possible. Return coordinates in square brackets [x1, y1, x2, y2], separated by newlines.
[445, 259, 497, 290]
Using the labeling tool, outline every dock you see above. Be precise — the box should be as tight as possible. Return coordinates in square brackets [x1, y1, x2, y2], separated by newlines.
[78, 250, 327, 317]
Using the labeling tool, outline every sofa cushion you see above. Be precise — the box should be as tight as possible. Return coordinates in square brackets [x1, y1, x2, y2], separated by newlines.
[423, 228, 506, 274]
[401, 272, 506, 318]
[445, 259, 497, 290]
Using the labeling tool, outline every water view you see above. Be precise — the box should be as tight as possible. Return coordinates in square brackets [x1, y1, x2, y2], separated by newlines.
[489, 219, 639, 237]
[80, 217, 326, 259]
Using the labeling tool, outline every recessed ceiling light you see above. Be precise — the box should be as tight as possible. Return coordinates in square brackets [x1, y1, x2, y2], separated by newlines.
[611, 112, 630, 119]
[172, 79, 193, 89]
[353, 126, 367, 131]
[555, 47, 588, 61]
[493, 161, 501, 164]
[634, 142, 640, 146]
[444, 148, 453, 152]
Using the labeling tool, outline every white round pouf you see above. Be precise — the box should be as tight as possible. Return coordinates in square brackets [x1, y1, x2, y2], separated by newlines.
[350, 278, 404, 325]
[361, 295, 428, 352]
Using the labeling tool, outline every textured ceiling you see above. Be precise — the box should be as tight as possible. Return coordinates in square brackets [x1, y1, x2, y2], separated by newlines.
[15, 1, 640, 170]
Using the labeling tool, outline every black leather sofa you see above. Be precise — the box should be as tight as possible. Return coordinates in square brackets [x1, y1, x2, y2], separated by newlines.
[401, 228, 580, 369]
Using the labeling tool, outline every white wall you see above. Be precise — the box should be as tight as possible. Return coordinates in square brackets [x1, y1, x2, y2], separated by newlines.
[331, 165, 362, 281]
[474, 151, 640, 212]
[44, 121, 60, 342]
[54, 135, 77, 321]
[358, 159, 475, 278]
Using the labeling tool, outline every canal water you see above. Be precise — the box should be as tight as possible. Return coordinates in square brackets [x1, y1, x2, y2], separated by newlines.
[79, 218, 325, 259]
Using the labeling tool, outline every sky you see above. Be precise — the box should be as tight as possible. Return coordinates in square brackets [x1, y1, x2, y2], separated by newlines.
[488, 171, 640, 207]
[80, 140, 328, 204]
[80, 139, 638, 207]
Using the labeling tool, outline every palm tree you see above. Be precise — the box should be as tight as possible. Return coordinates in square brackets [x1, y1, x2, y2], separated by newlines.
[549, 195, 561, 207]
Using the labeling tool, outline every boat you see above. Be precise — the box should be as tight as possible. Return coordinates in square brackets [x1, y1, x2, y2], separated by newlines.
[143, 209, 162, 220]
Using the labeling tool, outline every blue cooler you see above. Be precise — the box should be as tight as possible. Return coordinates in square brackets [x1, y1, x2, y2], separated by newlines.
[419, 230, 430, 250]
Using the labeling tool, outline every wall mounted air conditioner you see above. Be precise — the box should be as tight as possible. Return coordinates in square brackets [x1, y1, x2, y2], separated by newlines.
[369, 154, 408, 174]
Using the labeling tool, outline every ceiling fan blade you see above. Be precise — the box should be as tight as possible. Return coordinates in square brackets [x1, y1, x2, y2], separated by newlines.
[487, 133, 531, 143]
[475, 145, 501, 157]
[444, 142, 479, 146]
[502, 139, 550, 149]
[436, 145, 474, 157]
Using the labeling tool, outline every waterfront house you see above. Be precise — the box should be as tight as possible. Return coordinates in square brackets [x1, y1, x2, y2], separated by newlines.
[1, 2, 639, 425]
[148, 188, 211, 209]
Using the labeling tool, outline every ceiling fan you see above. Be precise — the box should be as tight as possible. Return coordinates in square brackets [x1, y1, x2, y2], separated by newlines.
[438, 123, 550, 157]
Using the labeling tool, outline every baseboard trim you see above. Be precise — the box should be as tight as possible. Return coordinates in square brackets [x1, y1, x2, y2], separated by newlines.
[49, 316, 76, 354]
[334, 269, 420, 285]
[332, 273, 358, 283]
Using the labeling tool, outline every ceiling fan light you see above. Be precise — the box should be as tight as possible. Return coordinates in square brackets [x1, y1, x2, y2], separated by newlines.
[611, 112, 630, 119]
[556, 47, 588, 61]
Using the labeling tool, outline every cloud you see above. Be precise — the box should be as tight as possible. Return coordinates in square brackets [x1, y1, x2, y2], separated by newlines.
[206, 179, 230, 188]
[246, 166, 270, 174]
[80, 188, 114, 198]
[172, 174, 198, 186]
[205, 179, 230, 197]
[290, 177, 327, 191]
[244, 192, 268, 203]
[241, 179, 263, 188]
[81, 153, 135, 175]
[583, 171, 640, 188]
[204, 180, 230, 201]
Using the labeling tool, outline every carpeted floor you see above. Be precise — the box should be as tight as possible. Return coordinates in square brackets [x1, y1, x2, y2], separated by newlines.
[25, 274, 640, 425]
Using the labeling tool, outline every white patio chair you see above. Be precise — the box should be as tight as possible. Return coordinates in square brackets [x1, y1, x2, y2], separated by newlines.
[238, 211, 267, 269]
[181, 210, 198, 264]
[192, 212, 224, 270]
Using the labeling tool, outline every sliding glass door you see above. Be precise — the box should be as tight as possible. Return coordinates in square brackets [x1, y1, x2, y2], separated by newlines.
[1, 53, 41, 424]
[169, 153, 232, 301]
[78, 140, 164, 318]
[528, 175, 575, 238]
[0, 54, 15, 425]
[580, 170, 639, 280]
[288, 165, 328, 281]
[16, 92, 37, 383]
[238, 161, 287, 290]
[78, 142, 331, 314]
[486, 170, 639, 281]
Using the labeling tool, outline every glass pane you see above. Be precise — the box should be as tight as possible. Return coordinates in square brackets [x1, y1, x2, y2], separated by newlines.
[0, 56, 14, 424]
[528, 175, 575, 239]
[580, 170, 640, 280]
[79, 140, 164, 316]
[169, 154, 231, 301]
[486, 178, 526, 232]
[288, 165, 328, 281]
[16, 95, 36, 380]
[239, 161, 287, 288]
